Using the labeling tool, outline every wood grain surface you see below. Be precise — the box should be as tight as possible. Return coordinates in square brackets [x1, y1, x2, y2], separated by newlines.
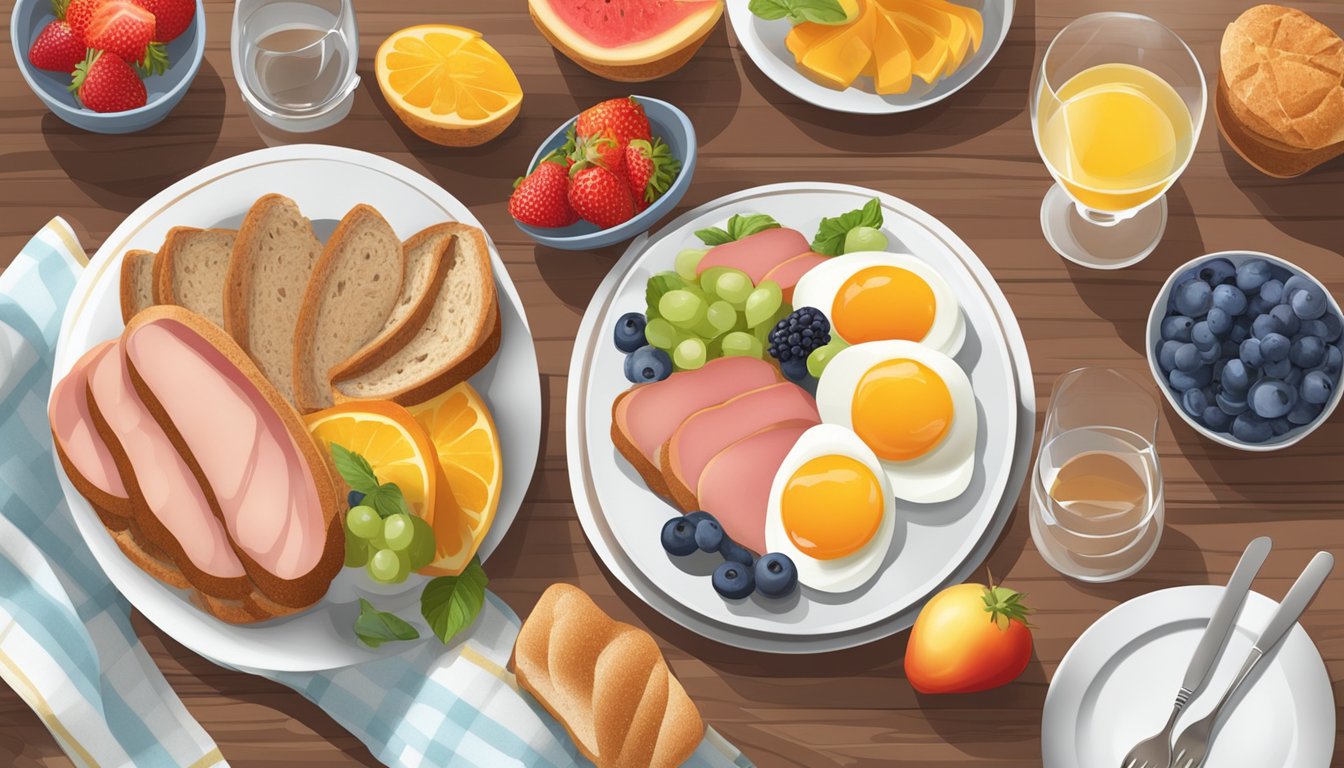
[2, 1, 1343, 765]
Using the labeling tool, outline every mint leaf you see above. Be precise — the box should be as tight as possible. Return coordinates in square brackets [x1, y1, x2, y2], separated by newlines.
[695, 225, 734, 247]
[811, 198, 884, 256]
[362, 482, 411, 520]
[695, 213, 780, 246]
[330, 444, 379, 494]
[354, 599, 420, 648]
[749, 0, 849, 24]
[421, 557, 488, 646]
[645, 271, 689, 319]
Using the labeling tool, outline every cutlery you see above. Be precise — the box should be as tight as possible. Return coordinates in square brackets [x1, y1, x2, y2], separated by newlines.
[1120, 536, 1272, 768]
[1169, 551, 1335, 768]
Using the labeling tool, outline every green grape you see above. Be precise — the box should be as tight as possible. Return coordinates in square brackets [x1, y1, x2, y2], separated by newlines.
[407, 516, 437, 570]
[706, 300, 736, 334]
[383, 513, 415, 551]
[690, 316, 720, 340]
[658, 290, 706, 328]
[346, 506, 382, 540]
[753, 305, 791, 346]
[807, 339, 848, 378]
[720, 331, 763, 358]
[705, 334, 724, 361]
[843, 226, 889, 254]
[697, 266, 729, 298]
[714, 269, 753, 307]
[644, 317, 677, 349]
[673, 337, 708, 370]
[675, 248, 709, 281]
[368, 548, 405, 583]
[344, 535, 370, 568]
[744, 281, 783, 328]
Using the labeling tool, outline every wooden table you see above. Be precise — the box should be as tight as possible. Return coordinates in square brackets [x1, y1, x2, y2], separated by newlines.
[2, 1, 1342, 765]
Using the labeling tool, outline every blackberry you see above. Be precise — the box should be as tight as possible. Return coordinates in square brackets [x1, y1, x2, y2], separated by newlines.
[768, 307, 831, 363]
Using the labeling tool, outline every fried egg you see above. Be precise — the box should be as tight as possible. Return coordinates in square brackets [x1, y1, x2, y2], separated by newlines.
[816, 340, 977, 503]
[765, 424, 896, 593]
[791, 252, 965, 356]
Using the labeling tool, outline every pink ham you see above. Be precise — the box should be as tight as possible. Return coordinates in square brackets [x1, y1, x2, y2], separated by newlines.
[49, 342, 128, 513]
[695, 228, 810, 284]
[761, 252, 830, 303]
[696, 422, 812, 554]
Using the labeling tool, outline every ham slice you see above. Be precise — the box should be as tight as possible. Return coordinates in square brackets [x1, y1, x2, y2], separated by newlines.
[761, 252, 830, 303]
[661, 383, 819, 511]
[695, 228, 810, 284]
[696, 422, 812, 553]
[49, 341, 130, 526]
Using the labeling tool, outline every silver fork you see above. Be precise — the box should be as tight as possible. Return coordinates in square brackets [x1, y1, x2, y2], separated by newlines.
[1119, 537, 1272, 768]
[1170, 551, 1334, 768]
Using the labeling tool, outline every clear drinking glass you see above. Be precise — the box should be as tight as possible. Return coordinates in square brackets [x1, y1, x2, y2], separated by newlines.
[1030, 13, 1206, 269]
[1030, 368, 1164, 582]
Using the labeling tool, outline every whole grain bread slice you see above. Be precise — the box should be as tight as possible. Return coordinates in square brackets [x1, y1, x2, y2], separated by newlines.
[291, 204, 405, 414]
[119, 249, 156, 324]
[330, 223, 500, 406]
[153, 227, 236, 326]
[223, 194, 323, 404]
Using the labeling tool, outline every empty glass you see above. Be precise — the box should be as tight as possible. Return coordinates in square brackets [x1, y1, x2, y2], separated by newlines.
[1030, 368, 1164, 582]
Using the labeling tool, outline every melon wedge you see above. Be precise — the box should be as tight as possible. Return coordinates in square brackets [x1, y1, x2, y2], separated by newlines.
[888, 0, 969, 76]
[891, 12, 949, 84]
[529, 0, 724, 82]
[914, 0, 984, 51]
[873, 13, 914, 94]
[800, 9, 876, 91]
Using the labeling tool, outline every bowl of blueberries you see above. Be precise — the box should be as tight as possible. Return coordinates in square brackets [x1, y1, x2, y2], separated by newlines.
[1148, 251, 1343, 450]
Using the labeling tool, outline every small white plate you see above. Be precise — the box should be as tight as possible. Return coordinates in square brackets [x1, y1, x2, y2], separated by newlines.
[50, 145, 542, 672]
[726, 0, 1014, 115]
[1043, 585, 1336, 767]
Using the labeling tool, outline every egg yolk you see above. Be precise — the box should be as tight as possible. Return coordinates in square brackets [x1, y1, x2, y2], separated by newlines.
[781, 455, 884, 560]
[831, 266, 937, 344]
[851, 359, 953, 461]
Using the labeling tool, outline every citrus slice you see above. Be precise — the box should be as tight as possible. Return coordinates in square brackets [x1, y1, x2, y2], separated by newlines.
[405, 383, 502, 577]
[375, 25, 523, 147]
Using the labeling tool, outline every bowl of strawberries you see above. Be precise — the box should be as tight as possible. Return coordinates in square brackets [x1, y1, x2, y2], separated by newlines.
[510, 95, 696, 251]
[13, 0, 204, 133]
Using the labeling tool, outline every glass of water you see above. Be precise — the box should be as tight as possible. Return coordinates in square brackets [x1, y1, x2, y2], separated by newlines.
[1030, 368, 1164, 582]
[231, 0, 359, 131]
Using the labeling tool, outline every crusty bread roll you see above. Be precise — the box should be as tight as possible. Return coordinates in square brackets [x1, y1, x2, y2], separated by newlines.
[512, 584, 704, 768]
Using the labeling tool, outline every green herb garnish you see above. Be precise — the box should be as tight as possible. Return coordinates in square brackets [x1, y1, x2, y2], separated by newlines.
[330, 444, 412, 520]
[354, 598, 421, 648]
[695, 213, 781, 246]
[748, 0, 850, 25]
[420, 557, 488, 646]
[811, 198, 884, 256]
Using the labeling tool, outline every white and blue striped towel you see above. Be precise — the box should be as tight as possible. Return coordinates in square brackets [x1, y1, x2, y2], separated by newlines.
[0, 219, 754, 768]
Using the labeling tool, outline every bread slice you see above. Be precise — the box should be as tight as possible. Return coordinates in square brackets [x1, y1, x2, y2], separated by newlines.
[153, 227, 236, 326]
[329, 223, 500, 407]
[291, 204, 405, 414]
[119, 249, 156, 324]
[223, 194, 323, 404]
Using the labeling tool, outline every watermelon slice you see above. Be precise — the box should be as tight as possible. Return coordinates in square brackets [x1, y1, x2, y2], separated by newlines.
[530, 0, 724, 82]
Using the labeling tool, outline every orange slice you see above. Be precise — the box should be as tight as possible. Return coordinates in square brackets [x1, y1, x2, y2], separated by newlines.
[375, 25, 523, 147]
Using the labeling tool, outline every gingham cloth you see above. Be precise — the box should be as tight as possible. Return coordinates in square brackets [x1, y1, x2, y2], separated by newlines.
[0, 219, 754, 768]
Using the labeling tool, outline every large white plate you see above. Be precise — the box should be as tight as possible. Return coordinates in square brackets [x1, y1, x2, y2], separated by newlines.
[727, 1, 1014, 115]
[50, 145, 542, 673]
[1043, 586, 1336, 767]
[567, 183, 1034, 652]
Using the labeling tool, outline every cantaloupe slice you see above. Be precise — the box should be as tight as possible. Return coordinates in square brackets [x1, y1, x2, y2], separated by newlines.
[891, 13, 948, 83]
[893, 1, 968, 77]
[787, 18, 853, 64]
[873, 13, 914, 94]
[913, 0, 983, 51]
[800, 8, 876, 90]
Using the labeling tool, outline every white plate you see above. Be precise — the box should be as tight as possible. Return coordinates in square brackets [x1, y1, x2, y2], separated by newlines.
[566, 183, 1033, 652]
[49, 145, 542, 673]
[727, 0, 1015, 115]
[1043, 586, 1336, 767]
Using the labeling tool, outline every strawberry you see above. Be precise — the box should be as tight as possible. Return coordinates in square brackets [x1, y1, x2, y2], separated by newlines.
[623, 138, 681, 213]
[70, 49, 146, 112]
[28, 20, 86, 72]
[131, 0, 194, 42]
[86, 0, 156, 64]
[568, 165, 635, 229]
[61, 0, 107, 43]
[574, 97, 651, 153]
[509, 161, 579, 228]
[572, 131, 624, 174]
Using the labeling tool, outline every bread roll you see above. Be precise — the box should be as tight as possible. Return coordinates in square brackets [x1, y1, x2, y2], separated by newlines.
[1221, 5, 1344, 150]
[512, 584, 704, 768]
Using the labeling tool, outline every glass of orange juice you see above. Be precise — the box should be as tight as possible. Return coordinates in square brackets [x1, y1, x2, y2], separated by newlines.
[1031, 13, 1206, 269]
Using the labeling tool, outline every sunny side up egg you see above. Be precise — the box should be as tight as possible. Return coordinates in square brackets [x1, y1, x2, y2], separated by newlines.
[765, 424, 896, 593]
[791, 252, 966, 356]
[816, 340, 977, 504]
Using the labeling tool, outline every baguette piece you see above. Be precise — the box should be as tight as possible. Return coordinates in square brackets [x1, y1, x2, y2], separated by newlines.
[153, 227, 236, 326]
[512, 584, 704, 768]
[330, 223, 501, 407]
[223, 194, 323, 404]
[119, 249, 156, 324]
[291, 204, 405, 413]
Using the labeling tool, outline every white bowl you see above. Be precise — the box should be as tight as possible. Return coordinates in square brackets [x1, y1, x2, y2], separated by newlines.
[1146, 250, 1344, 451]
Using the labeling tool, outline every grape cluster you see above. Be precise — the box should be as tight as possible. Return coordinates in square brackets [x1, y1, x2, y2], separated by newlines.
[343, 491, 436, 583]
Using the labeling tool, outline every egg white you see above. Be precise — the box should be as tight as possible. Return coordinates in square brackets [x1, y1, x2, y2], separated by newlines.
[816, 340, 978, 504]
[765, 424, 897, 593]
[791, 251, 966, 356]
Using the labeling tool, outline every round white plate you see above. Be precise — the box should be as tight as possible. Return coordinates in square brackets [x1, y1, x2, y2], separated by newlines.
[50, 145, 542, 673]
[727, 0, 1015, 115]
[1043, 586, 1336, 767]
[567, 183, 1034, 652]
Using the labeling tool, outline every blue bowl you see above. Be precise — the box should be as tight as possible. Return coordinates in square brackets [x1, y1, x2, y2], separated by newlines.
[514, 96, 697, 251]
[11, 0, 205, 133]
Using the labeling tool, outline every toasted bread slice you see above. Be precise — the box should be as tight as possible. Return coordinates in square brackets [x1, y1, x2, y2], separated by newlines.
[153, 227, 236, 326]
[330, 223, 501, 406]
[119, 250, 156, 324]
[291, 205, 405, 414]
[223, 194, 323, 404]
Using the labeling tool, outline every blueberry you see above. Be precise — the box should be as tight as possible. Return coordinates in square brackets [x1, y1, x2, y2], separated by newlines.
[1182, 387, 1209, 418]
[753, 553, 799, 598]
[1217, 389, 1249, 415]
[660, 517, 699, 556]
[1236, 259, 1273, 291]
[1287, 397, 1324, 426]
[1290, 335, 1326, 369]
[614, 312, 648, 353]
[711, 561, 755, 600]
[1175, 280, 1213, 317]
[1158, 340, 1182, 372]
[1291, 285, 1330, 321]
[1260, 332, 1290, 363]
[1284, 275, 1315, 301]
[624, 345, 673, 383]
[1206, 307, 1233, 335]
[1269, 304, 1301, 336]
[1320, 313, 1342, 343]
[1263, 357, 1292, 379]
[1198, 258, 1238, 286]
[1192, 321, 1218, 350]
[1202, 406, 1233, 431]
[1252, 313, 1285, 339]
[1232, 413, 1273, 443]
[1300, 319, 1329, 339]
[719, 538, 756, 567]
[1213, 358, 1229, 382]
[683, 510, 715, 527]
[1170, 366, 1212, 391]
[1301, 370, 1334, 405]
[1270, 417, 1293, 436]
[1248, 294, 1275, 317]
[694, 519, 725, 553]
[1322, 345, 1343, 375]
[1211, 284, 1247, 316]
[1239, 338, 1264, 369]
[1221, 358, 1252, 393]
[1250, 379, 1297, 419]
[347, 490, 366, 508]
[1229, 318, 1251, 343]
[1174, 343, 1202, 373]
[1259, 279, 1285, 305]
[1161, 315, 1195, 342]
[1285, 367, 1304, 388]
[1199, 344, 1221, 363]
[780, 356, 810, 383]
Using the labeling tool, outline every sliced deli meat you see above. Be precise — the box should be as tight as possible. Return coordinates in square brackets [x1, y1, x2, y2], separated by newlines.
[49, 341, 132, 528]
[694, 228, 811, 284]
[761, 252, 829, 303]
[695, 421, 813, 554]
